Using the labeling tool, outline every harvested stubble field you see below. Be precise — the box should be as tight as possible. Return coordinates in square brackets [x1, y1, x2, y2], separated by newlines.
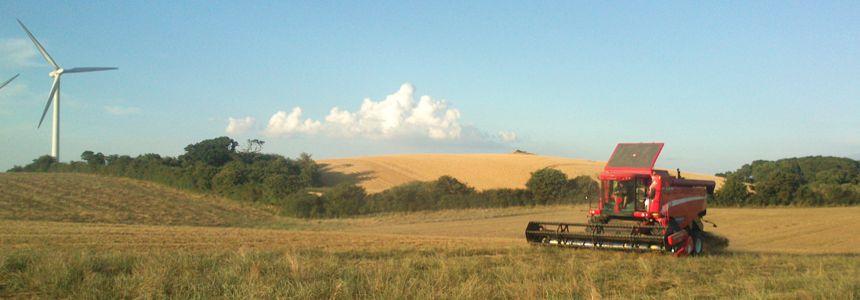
[0, 173, 273, 226]
[1, 173, 858, 298]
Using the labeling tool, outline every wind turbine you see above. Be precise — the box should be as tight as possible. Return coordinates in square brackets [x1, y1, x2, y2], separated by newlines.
[0, 74, 19, 91]
[17, 19, 117, 161]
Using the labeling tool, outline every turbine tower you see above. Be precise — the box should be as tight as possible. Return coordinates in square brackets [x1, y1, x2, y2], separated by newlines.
[18, 19, 117, 161]
[0, 74, 19, 91]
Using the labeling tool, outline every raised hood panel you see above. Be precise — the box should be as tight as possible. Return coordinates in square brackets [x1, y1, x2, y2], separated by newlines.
[604, 143, 664, 173]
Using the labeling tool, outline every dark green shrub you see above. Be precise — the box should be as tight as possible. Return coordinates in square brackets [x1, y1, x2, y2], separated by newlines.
[323, 183, 368, 217]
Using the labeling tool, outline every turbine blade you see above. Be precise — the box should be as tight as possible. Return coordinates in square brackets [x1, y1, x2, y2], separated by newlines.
[64, 67, 118, 73]
[0, 74, 19, 90]
[16, 19, 60, 70]
[38, 76, 60, 129]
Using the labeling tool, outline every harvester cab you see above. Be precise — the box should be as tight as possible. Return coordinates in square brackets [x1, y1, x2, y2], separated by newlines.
[525, 143, 716, 256]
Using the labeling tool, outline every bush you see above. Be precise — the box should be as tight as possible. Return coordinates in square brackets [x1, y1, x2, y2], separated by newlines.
[12, 155, 58, 172]
[323, 183, 368, 217]
[433, 176, 475, 196]
[526, 168, 568, 204]
[367, 182, 435, 213]
[282, 191, 325, 218]
[714, 175, 750, 206]
[480, 188, 532, 207]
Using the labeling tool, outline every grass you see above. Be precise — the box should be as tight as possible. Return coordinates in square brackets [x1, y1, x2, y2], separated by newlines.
[1, 243, 856, 298]
[1, 173, 858, 298]
[2, 220, 858, 299]
[0, 173, 276, 227]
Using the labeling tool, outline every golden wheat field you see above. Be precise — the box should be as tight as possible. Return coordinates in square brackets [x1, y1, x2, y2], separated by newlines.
[319, 153, 723, 193]
[0, 173, 857, 298]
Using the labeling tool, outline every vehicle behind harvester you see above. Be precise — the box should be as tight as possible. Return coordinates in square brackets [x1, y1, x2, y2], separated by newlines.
[525, 143, 715, 256]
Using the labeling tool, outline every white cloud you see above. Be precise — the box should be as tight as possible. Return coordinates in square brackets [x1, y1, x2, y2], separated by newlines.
[318, 83, 462, 140]
[264, 107, 321, 136]
[225, 116, 255, 135]
[499, 131, 518, 142]
[0, 38, 39, 67]
[104, 105, 141, 116]
[259, 83, 514, 146]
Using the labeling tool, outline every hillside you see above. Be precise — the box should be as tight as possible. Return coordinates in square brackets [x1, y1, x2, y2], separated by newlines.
[319, 153, 722, 193]
[0, 173, 275, 227]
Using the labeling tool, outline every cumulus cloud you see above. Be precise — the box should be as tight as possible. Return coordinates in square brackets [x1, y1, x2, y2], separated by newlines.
[0, 38, 38, 67]
[261, 83, 514, 146]
[104, 105, 141, 116]
[498, 131, 518, 142]
[314, 83, 462, 140]
[264, 107, 322, 136]
[225, 116, 256, 135]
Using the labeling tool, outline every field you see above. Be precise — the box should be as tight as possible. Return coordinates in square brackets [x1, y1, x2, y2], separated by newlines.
[0, 173, 274, 227]
[1, 173, 858, 298]
[319, 153, 723, 193]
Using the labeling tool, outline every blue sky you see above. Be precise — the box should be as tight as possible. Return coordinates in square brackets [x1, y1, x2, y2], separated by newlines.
[1, 1, 858, 173]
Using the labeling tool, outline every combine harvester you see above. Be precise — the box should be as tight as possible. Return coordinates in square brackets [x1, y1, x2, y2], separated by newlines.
[525, 143, 715, 256]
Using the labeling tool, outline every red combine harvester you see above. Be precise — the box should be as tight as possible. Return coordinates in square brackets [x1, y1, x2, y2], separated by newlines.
[525, 143, 716, 256]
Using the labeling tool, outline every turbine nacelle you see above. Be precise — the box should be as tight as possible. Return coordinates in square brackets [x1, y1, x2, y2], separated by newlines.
[49, 69, 64, 77]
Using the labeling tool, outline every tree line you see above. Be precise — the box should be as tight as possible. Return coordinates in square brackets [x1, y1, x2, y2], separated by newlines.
[282, 169, 598, 218]
[8, 137, 322, 204]
[7, 137, 599, 218]
[713, 156, 860, 206]
[10, 139, 858, 215]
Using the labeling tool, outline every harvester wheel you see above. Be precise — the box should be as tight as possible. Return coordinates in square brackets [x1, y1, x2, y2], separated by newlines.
[684, 236, 694, 256]
[665, 219, 681, 253]
[690, 227, 704, 256]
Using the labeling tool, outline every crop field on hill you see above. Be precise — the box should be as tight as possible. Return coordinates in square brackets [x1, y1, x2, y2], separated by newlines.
[0, 173, 857, 298]
[319, 153, 722, 193]
[0, 173, 274, 227]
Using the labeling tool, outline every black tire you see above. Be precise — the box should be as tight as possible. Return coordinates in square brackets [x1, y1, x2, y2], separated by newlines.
[690, 225, 704, 256]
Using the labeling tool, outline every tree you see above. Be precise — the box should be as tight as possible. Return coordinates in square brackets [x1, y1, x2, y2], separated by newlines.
[242, 139, 265, 153]
[526, 168, 569, 204]
[80, 151, 106, 167]
[180, 136, 239, 167]
[263, 173, 301, 201]
[755, 165, 804, 205]
[211, 161, 248, 195]
[297, 153, 321, 187]
[7, 155, 56, 172]
[715, 174, 750, 206]
[568, 175, 599, 202]
[433, 175, 475, 196]
[323, 183, 367, 217]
